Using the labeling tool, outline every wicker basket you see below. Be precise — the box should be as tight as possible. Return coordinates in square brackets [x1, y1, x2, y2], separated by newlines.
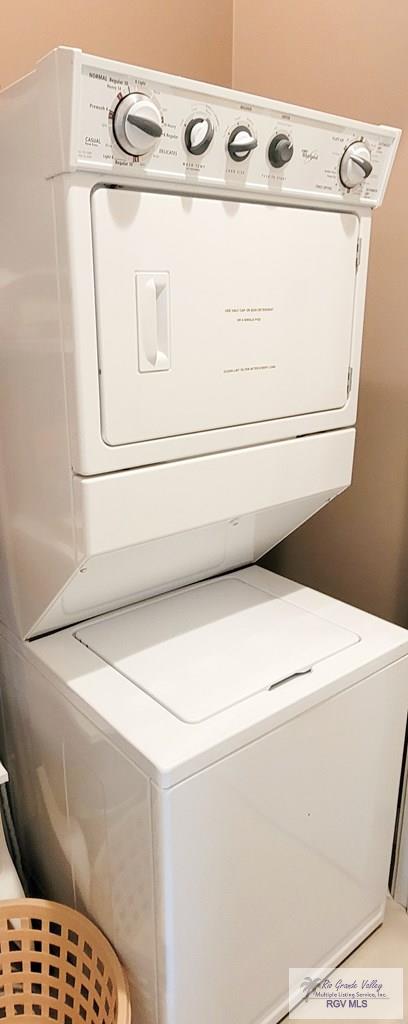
[0, 898, 131, 1023]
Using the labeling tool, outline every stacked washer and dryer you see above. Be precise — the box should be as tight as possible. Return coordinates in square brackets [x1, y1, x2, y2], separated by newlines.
[0, 46, 406, 1024]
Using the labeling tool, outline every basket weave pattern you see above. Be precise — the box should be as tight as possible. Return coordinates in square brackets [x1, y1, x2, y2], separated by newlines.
[0, 899, 130, 1023]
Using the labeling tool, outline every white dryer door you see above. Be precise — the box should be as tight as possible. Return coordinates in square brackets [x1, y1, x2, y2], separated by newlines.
[92, 188, 359, 445]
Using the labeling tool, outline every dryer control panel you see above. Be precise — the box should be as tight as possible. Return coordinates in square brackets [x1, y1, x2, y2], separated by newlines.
[66, 51, 401, 206]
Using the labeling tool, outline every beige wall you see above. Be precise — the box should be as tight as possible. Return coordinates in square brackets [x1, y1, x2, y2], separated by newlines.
[0, 0, 232, 90]
[233, 0, 408, 626]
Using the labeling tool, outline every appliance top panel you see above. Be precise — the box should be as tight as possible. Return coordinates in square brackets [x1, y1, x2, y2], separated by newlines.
[30, 566, 408, 786]
[75, 576, 360, 723]
[38, 48, 400, 205]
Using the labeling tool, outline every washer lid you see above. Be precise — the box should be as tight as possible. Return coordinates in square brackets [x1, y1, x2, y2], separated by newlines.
[75, 578, 360, 723]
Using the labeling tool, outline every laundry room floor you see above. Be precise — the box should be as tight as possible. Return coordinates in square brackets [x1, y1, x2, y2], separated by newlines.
[284, 898, 408, 1024]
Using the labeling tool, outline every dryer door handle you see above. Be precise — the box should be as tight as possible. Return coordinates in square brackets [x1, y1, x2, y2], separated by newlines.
[135, 272, 170, 373]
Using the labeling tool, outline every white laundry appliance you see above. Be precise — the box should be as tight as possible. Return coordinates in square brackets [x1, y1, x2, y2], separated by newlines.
[0, 46, 406, 1024]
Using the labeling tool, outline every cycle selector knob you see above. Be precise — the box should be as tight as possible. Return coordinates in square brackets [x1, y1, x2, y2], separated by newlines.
[228, 125, 258, 162]
[113, 93, 162, 156]
[339, 141, 373, 189]
[268, 133, 294, 168]
[185, 117, 214, 155]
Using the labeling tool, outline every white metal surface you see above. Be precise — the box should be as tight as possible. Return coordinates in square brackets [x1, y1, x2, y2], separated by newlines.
[93, 189, 358, 446]
[0, 763, 25, 900]
[152, 666, 404, 1024]
[55, 174, 371, 476]
[1, 415, 356, 637]
[22, 566, 408, 786]
[0, 569, 407, 1024]
[0, 47, 406, 1024]
[75, 577, 360, 722]
[69, 49, 398, 207]
[0, 46, 398, 636]
[392, 740, 408, 908]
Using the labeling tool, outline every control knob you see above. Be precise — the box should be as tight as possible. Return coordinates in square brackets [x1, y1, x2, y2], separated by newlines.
[185, 117, 214, 155]
[228, 126, 258, 162]
[268, 133, 294, 168]
[339, 141, 372, 189]
[113, 93, 162, 156]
